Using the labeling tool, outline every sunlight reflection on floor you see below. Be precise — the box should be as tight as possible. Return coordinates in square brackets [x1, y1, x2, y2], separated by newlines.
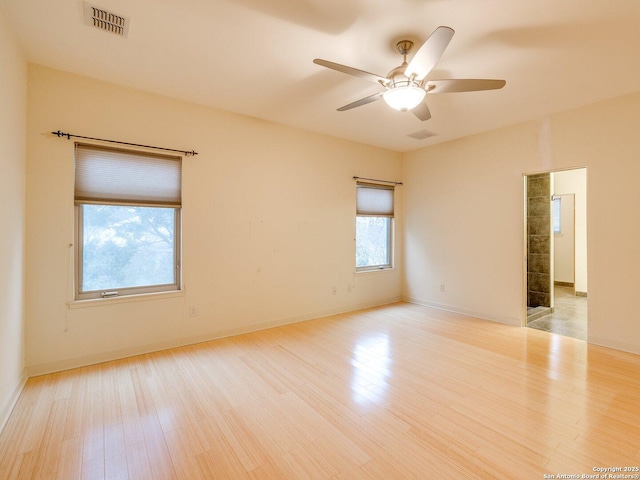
[350, 333, 391, 405]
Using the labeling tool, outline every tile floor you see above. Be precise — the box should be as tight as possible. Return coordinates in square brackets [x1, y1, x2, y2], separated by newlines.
[527, 285, 587, 340]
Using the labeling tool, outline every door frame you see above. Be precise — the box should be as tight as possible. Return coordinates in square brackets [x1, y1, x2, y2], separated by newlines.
[522, 166, 588, 328]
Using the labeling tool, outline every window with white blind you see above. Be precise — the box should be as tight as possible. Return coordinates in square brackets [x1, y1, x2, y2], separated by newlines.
[355, 182, 394, 271]
[74, 144, 182, 300]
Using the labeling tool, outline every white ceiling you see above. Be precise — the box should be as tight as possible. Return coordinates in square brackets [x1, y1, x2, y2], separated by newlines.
[3, 0, 640, 152]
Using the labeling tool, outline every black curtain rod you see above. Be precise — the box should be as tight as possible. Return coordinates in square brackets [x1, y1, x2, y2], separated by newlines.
[51, 130, 198, 156]
[353, 176, 403, 186]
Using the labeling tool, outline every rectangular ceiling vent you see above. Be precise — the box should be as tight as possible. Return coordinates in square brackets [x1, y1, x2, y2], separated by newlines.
[84, 2, 130, 37]
[407, 129, 437, 140]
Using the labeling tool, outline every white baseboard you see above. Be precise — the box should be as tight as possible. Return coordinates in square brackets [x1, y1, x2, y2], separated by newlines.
[402, 296, 521, 327]
[28, 296, 402, 377]
[0, 368, 28, 435]
[405, 297, 640, 356]
[587, 336, 640, 356]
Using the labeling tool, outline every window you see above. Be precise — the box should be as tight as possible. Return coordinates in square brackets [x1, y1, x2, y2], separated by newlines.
[355, 182, 394, 271]
[74, 144, 181, 300]
[553, 197, 561, 234]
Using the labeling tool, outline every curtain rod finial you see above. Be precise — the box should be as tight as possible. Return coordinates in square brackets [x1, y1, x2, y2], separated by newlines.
[51, 130, 71, 139]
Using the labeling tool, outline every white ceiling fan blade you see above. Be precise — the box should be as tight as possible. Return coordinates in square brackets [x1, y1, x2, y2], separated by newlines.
[314, 59, 389, 85]
[337, 92, 384, 111]
[411, 101, 431, 121]
[405, 26, 455, 81]
[426, 79, 506, 93]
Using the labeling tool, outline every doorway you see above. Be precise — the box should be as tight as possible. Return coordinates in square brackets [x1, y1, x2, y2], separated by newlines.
[524, 168, 587, 340]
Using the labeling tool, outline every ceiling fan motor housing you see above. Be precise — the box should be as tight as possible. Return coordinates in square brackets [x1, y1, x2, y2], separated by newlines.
[385, 64, 421, 90]
[382, 40, 422, 90]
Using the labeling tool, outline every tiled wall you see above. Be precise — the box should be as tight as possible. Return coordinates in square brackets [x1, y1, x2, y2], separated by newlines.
[527, 174, 551, 307]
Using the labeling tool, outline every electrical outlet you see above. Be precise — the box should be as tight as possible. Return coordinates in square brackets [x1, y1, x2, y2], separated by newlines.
[332, 286, 337, 295]
[440, 283, 445, 292]
[189, 306, 198, 317]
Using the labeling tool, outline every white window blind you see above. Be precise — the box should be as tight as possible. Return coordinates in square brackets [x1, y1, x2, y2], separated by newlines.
[356, 182, 394, 217]
[75, 144, 182, 206]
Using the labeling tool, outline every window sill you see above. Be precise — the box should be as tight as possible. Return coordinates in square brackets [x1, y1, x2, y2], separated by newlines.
[68, 290, 185, 309]
[355, 267, 395, 275]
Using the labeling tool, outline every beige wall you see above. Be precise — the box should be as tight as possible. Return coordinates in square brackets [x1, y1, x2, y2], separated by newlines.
[17, 58, 640, 379]
[403, 92, 640, 354]
[0, 7, 27, 429]
[25, 65, 402, 375]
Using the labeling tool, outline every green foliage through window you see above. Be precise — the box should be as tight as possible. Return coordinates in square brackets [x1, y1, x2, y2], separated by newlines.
[356, 216, 391, 269]
[81, 205, 176, 292]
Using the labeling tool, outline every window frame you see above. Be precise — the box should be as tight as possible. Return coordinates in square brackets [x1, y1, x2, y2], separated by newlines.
[73, 144, 182, 301]
[355, 215, 394, 272]
[355, 182, 395, 272]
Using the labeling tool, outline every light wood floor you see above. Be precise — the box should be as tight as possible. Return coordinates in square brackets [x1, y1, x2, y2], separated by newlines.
[1, 302, 640, 479]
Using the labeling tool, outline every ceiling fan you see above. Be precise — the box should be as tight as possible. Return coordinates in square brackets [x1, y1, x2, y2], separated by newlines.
[313, 26, 506, 121]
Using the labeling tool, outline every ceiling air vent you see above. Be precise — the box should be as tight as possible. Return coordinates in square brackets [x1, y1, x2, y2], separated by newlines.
[407, 129, 437, 140]
[84, 2, 130, 37]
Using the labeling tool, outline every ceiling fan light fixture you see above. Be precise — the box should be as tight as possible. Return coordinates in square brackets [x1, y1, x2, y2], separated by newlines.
[382, 86, 426, 111]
